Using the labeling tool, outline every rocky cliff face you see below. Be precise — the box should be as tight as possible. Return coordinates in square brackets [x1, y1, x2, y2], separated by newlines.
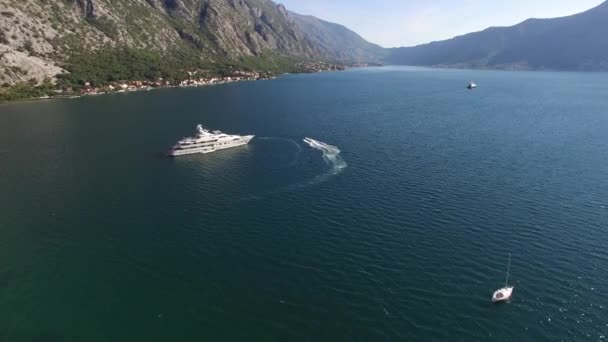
[0, 0, 323, 85]
[198, 0, 318, 57]
[289, 11, 386, 63]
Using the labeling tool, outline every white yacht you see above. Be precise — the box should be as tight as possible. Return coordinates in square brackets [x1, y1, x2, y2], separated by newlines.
[467, 82, 478, 89]
[169, 124, 254, 157]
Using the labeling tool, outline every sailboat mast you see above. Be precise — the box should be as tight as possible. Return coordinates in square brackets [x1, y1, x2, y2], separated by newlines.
[505, 253, 511, 287]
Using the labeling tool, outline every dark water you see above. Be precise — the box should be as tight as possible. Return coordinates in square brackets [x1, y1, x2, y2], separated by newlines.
[1, 67, 608, 341]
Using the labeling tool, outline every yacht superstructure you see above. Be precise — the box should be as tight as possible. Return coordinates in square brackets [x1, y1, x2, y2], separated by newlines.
[169, 125, 254, 157]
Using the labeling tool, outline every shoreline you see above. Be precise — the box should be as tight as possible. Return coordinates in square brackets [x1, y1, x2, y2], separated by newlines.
[0, 63, 357, 104]
[0, 74, 285, 105]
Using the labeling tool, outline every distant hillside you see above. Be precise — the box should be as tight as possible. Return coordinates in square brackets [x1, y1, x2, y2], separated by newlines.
[385, 1, 608, 71]
[289, 12, 386, 63]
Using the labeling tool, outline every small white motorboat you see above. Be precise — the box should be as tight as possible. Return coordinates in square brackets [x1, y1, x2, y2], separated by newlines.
[467, 82, 477, 89]
[492, 254, 514, 303]
[303, 137, 338, 150]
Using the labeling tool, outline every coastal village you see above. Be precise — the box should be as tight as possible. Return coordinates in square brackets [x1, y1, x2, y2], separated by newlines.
[60, 62, 348, 98]
[73, 70, 268, 97]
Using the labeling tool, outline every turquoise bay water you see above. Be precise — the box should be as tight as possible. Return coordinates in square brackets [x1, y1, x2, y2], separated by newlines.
[1, 67, 608, 341]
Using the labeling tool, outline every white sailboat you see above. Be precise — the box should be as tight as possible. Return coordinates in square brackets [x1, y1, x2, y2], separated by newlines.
[492, 254, 514, 303]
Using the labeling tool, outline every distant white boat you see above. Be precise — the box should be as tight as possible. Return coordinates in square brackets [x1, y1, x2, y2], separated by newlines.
[492, 254, 514, 303]
[467, 82, 477, 89]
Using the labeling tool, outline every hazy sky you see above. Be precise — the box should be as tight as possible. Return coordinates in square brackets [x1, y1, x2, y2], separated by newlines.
[279, 0, 604, 47]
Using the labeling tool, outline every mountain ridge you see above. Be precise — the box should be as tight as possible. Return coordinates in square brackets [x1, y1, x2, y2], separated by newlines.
[1, 0, 608, 94]
[385, 1, 608, 71]
[0, 0, 344, 87]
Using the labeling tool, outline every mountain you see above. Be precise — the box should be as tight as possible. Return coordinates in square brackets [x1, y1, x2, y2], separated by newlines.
[7, 0, 605, 94]
[386, 1, 608, 71]
[0, 0, 349, 86]
[288, 11, 385, 63]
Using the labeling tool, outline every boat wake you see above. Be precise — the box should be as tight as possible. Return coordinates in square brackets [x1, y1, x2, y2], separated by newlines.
[303, 137, 347, 184]
[240, 137, 346, 201]
[256, 137, 302, 168]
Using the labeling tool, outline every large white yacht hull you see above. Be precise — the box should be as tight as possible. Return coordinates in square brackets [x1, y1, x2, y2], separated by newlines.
[170, 135, 254, 157]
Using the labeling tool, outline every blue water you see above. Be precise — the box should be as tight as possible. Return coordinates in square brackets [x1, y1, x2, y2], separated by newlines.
[1, 67, 608, 341]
